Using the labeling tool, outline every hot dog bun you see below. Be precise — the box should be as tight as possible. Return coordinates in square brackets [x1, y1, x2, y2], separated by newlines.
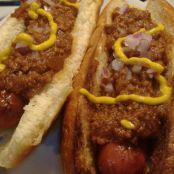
[0, 0, 102, 168]
[61, 0, 174, 173]
[147, 1, 174, 172]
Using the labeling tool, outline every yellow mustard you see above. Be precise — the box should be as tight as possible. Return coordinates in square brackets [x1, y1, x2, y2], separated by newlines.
[120, 119, 135, 130]
[15, 2, 58, 51]
[80, 24, 172, 105]
[0, 47, 11, 72]
[60, 0, 80, 9]
[0, 2, 58, 72]
[0, 64, 5, 72]
[114, 38, 164, 73]
[0, 47, 11, 61]
[30, 1, 40, 10]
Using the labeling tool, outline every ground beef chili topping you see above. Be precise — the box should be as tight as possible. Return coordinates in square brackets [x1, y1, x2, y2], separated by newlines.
[0, 1, 78, 128]
[5, 1, 77, 98]
[89, 7, 168, 145]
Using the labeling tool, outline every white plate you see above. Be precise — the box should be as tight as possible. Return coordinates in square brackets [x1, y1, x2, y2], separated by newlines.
[0, 0, 174, 173]
[0, 6, 18, 20]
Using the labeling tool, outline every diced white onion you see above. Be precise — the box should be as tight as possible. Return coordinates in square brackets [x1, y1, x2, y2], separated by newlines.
[44, 6, 50, 11]
[126, 69, 132, 80]
[102, 67, 110, 79]
[119, 4, 128, 15]
[105, 83, 114, 93]
[32, 25, 43, 33]
[147, 69, 155, 78]
[43, 0, 55, 6]
[147, 69, 155, 74]
[125, 32, 152, 51]
[111, 58, 124, 71]
[15, 42, 27, 49]
[148, 74, 154, 78]
[132, 65, 142, 73]
[125, 34, 140, 50]
[32, 24, 50, 33]
[137, 39, 151, 53]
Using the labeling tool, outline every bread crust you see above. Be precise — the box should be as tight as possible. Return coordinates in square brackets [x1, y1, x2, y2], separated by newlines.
[61, 0, 174, 173]
[62, 0, 126, 173]
[61, 14, 106, 174]
[0, 0, 102, 168]
[147, 1, 174, 173]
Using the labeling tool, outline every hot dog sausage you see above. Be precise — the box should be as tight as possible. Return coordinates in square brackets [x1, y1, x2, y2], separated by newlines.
[98, 143, 146, 174]
[0, 91, 25, 129]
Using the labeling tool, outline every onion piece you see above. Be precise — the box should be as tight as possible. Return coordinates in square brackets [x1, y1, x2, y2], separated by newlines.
[132, 65, 142, 73]
[44, 6, 50, 11]
[104, 83, 114, 93]
[125, 32, 152, 51]
[126, 69, 132, 80]
[137, 39, 151, 53]
[32, 24, 50, 33]
[111, 58, 124, 71]
[15, 42, 27, 49]
[147, 69, 155, 78]
[32, 25, 43, 33]
[43, 0, 55, 6]
[134, 32, 152, 42]
[102, 67, 110, 79]
[125, 34, 139, 50]
[119, 4, 129, 15]
[147, 69, 155, 74]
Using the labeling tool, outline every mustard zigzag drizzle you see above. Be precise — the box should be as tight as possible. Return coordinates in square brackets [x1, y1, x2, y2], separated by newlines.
[80, 24, 172, 105]
[17, 2, 58, 51]
[60, 0, 80, 9]
[0, 2, 58, 72]
[0, 0, 79, 72]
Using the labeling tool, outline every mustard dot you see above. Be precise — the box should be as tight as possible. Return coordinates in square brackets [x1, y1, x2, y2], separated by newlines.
[0, 64, 6, 72]
[120, 119, 135, 130]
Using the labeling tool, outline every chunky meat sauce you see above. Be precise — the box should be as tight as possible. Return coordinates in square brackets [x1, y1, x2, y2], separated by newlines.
[0, 1, 77, 128]
[9, 1, 77, 98]
[90, 7, 168, 145]
[86, 7, 169, 173]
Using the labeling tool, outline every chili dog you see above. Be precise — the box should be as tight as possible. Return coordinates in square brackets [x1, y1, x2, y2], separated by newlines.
[62, 0, 174, 173]
[0, 0, 102, 168]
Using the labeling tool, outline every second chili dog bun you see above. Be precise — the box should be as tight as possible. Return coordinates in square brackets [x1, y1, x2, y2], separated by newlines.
[62, 0, 174, 173]
[147, 1, 174, 173]
[0, 0, 103, 168]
